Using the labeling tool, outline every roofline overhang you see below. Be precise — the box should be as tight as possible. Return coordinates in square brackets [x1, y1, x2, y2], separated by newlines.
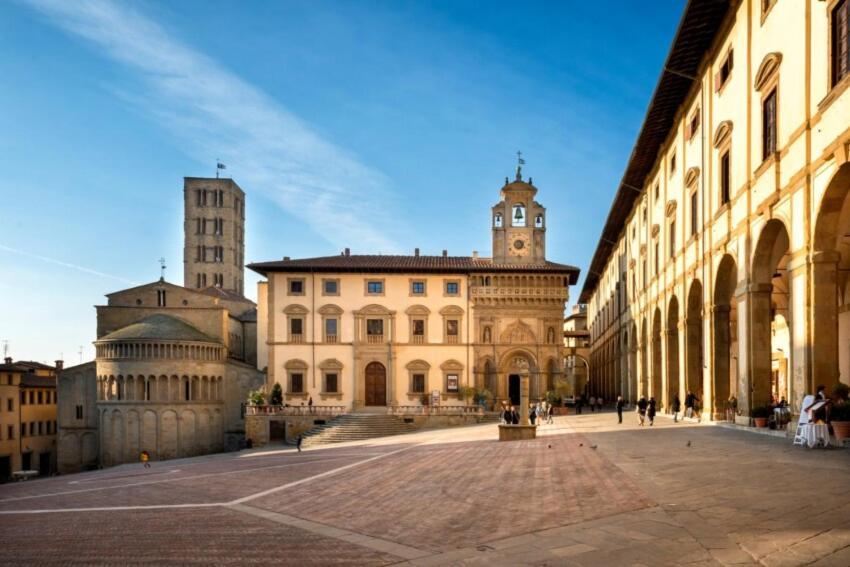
[579, 0, 733, 304]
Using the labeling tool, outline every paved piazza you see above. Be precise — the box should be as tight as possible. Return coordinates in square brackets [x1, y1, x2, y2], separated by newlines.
[1, 415, 849, 566]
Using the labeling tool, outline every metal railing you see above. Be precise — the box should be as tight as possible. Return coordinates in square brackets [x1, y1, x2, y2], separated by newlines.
[245, 405, 347, 416]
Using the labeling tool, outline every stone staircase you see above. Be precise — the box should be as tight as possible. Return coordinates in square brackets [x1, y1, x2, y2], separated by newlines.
[298, 413, 418, 447]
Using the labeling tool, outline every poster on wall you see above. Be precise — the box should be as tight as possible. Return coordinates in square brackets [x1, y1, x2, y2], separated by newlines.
[431, 389, 441, 406]
[447, 374, 459, 393]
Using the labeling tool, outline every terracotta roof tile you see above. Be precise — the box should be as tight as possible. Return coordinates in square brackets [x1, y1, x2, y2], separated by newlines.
[248, 255, 580, 283]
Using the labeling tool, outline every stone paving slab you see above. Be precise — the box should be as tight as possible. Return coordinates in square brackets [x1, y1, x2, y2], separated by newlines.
[0, 506, 398, 565]
[256, 430, 653, 553]
[1, 414, 849, 566]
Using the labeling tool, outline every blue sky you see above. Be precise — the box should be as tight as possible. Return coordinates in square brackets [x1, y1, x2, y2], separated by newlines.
[0, 0, 684, 364]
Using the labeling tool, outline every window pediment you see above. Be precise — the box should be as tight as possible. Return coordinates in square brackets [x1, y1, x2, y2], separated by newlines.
[284, 358, 308, 370]
[685, 166, 700, 188]
[318, 304, 343, 315]
[283, 304, 309, 315]
[754, 52, 782, 91]
[318, 358, 343, 370]
[440, 359, 464, 371]
[355, 304, 394, 316]
[405, 359, 431, 371]
[405, 304, 431, 316]
[439, 305, 464, 316]
[713, 120, 733, 148]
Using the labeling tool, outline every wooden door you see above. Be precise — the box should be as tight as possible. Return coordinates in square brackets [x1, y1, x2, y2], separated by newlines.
[365, 362, 387, 406]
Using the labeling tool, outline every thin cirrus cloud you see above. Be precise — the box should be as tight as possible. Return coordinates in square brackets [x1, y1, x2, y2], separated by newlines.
[0, 244, 139, 286]
[23, 0, 401, 253]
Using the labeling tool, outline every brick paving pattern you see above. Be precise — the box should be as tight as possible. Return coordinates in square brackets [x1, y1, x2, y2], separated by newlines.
[1, 414, 849, 566]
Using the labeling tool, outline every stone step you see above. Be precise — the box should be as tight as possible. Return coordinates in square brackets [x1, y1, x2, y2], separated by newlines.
[297, 412, 419, 447]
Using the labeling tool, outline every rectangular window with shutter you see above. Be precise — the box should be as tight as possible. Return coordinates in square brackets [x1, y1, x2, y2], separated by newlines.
[762, 89, 777, 160]
[834, 0, 850, 87]
[720, 150, 731, 205]
[412, 374, 425, 393]
[325, 373, 338, 393]
[691, 192, 699, 236]
[669, 221, 676, 258]
[716, 50, 733, 91]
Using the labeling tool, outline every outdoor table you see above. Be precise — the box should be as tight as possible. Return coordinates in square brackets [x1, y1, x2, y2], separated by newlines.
[803, 423, 830, 448]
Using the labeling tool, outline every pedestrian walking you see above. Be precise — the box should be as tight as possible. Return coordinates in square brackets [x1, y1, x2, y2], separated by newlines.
[637, 396, 648, 426]
[596, 397, 603, 412]
[529, 404, 537, 425]
[547, 404, 554, 424]
[589, 395, 596, 413]
[672, 394, 681, 423]
[296, 434, 303, 452]
[139, 450, 151, 469]
[308, 396, 314, 414]
[685, 390, 698, 420]
[511, 406, 519, 425]
[616, 395, 625, 424]
[647, 397, 657, 426]
[576, 395, 583, 415]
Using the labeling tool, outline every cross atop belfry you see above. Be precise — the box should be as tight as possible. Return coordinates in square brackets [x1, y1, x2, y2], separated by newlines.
[516, 150, 525, 181]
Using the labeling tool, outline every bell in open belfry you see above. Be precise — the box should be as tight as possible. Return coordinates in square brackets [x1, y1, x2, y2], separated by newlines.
[514, 207, 523, 221]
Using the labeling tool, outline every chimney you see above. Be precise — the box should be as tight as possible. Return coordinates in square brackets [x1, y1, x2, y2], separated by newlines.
[472, 250, 479, 259]
[55, 360, 64, 371]
[344, 248, 351, 256]
[414, 248, 420, 257]
[4, 357, 11, 365]
[442, 250, 448, 257]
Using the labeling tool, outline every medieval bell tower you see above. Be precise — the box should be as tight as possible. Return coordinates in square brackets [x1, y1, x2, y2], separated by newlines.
[491, 159, 546, 264]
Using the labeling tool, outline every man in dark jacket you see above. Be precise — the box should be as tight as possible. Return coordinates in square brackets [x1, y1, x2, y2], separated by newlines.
[616, 396, 625, 424]
[672, 395, 682, 422]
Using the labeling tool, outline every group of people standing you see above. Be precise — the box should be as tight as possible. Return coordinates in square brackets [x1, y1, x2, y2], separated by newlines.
[500, 402, 554, 425]
[611, 390, 702, 426]
[574, 394, 604, 414]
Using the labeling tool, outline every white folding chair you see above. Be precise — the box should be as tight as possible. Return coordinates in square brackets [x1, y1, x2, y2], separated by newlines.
[793, 394, 815, 446]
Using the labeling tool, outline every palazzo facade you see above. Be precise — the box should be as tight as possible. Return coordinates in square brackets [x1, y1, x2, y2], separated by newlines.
[251, 172, 579, 410]
[582, 0, 850, 421]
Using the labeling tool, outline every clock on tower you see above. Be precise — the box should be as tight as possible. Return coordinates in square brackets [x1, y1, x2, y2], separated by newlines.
[491, 158, 546, 265]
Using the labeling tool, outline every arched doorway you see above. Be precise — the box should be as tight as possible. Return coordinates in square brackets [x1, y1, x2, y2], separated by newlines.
[713, 254, 738, 419]
[640, 319, 648, 398]
[651, 307, 663, 404]
[498, 351, 537, 406]
[751, 219, 791, 410]
[629, 322, 638, 402]
[686, 280, 704, 404]
[667, 296, 680, 410]
[364, 362, 387, 406]
[812, 162, 850, 398]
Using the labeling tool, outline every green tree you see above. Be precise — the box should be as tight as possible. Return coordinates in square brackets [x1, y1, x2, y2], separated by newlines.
[270, 383, 283, 406]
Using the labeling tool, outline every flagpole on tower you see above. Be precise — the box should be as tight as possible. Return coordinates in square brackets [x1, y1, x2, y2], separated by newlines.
[216, 159, 227, 179]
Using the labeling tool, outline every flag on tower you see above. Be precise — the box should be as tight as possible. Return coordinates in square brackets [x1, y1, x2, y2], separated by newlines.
[217, 162, 226, 170]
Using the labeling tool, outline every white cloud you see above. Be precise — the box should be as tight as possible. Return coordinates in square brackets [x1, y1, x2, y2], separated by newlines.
[23, 0, 400, 253]
[0, 243, 138, 285]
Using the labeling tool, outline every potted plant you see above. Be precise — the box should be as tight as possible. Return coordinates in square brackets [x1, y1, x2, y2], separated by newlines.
[751, 405, 772, 428]
[834, 382, 849, 402]
[248, 389, 266, 406]
[830, 402, 850, 442]
[269, 383, 283, 406]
